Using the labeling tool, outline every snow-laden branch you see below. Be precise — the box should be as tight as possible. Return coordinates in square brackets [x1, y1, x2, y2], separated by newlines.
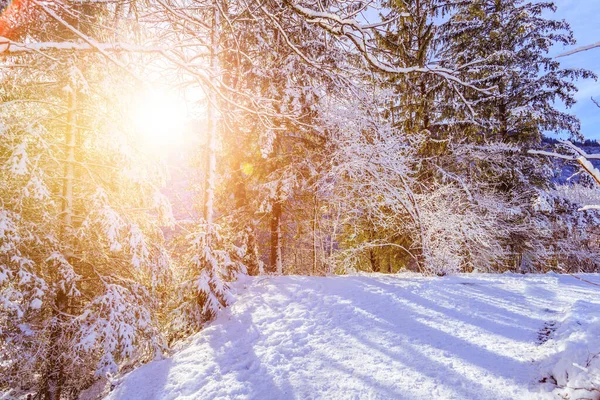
[529, 141, 600, 159]
[577, 156, 600, 186]
[527, 149, 575, 160]
[579, 205, 600, 211]
[284, 1, 491, 96]
[0, 37, 163, 54]
[289, 2, 408, 31]
[557, 41, 600, 58]
[529, 140, 600, 210]
[29, 0, 145, 81]
[529, 142, 600, 185]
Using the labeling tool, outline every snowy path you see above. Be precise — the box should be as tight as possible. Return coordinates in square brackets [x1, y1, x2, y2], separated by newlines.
[108, 274, 600, 400]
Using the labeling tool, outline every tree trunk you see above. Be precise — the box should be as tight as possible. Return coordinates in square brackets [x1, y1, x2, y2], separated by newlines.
[368, 229, 380, 272]
[312, 197, 318, 275]
[244, 226, 261, 276]
[269, 194, 283, 275]
[268, 124, 283, 275]
[369, 248, 380, 272]
[42, 82, 77, 400]
[494, 0, 508, 141]
[204, 3, 220, 228]
[498, 96, 508, 140]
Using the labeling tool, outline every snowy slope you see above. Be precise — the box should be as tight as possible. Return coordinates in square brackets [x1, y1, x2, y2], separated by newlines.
[107, 274, 600, 400]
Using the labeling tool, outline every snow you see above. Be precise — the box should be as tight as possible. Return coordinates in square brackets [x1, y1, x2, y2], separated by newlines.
[538, 279, 600, 399]
[7, 142, 29, 176]
[578, 156, 600, 185]
[29, 298, 42, 310]
[107, 273, 600, 400]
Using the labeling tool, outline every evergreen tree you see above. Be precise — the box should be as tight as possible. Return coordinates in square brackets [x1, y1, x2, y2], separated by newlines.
[377, 0, 448, 136]
[439, 0, 596, 143]
[432, 0, 598, 271]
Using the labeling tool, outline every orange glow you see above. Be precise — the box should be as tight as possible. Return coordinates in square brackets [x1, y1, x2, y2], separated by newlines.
[0, 0, 26, 38]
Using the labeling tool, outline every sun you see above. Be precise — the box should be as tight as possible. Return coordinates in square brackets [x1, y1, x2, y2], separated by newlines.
[132, 88, 188, 153]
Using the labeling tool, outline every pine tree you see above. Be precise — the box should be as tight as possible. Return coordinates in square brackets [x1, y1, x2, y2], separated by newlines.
[439, 0, 596, 143]
[431, 0, 598, 271]
[377, 0, 448, 136]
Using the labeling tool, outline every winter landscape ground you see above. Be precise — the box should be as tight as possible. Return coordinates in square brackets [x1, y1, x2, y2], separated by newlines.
[106, 274, 600, 400]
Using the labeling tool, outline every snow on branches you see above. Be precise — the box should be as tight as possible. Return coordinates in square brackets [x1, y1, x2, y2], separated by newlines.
[171, 222, 246, 335]
[75, 281, 166, 377]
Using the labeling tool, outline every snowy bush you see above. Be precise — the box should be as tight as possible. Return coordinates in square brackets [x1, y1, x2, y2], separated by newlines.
[74, 282, 166, 377]
[171, 222, 246, 336]
[317, 97, 510, 275]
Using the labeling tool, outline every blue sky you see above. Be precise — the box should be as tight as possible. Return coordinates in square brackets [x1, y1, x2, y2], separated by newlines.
[547, 0, 600, 140]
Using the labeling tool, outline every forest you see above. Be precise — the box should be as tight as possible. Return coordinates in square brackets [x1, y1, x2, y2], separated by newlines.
[0, 0, 599, 399]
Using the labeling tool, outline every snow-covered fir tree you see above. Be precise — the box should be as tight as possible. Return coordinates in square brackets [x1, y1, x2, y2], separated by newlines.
[439, 0, 595, 143]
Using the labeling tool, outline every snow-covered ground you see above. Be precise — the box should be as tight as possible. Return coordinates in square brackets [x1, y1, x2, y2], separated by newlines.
[107, 273, 600, 400]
